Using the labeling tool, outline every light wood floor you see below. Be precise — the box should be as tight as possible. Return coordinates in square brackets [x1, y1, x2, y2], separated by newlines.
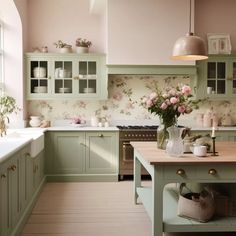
[21, 182, 236, 236]
[21, 181, 151, 236]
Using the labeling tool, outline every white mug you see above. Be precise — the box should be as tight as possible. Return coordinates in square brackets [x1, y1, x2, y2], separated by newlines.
[193, 145, 207, 157]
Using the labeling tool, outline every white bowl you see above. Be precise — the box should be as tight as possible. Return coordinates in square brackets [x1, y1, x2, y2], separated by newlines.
[83, 87, 95, 93]
[33, 67, 46, 78]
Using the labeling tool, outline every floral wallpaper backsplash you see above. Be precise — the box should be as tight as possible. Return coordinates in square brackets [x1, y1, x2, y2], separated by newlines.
[27, 75, 236, 127]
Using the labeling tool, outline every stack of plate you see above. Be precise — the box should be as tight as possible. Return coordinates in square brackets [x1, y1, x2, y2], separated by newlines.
[83, 88, 95, 93]
[34, 86, 47, 93]
[59, 87, 71, 93]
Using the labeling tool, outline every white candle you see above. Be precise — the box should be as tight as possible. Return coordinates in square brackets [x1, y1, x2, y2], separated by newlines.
[211, 127, 215, 138]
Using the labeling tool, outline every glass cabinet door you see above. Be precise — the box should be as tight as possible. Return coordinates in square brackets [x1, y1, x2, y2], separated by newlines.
[232, 62, 236, 95]
[30, 60, 49, 94]
[54, 61, 73, 94]
[207, 61, 226, 95]
[77, 61, 97, 95]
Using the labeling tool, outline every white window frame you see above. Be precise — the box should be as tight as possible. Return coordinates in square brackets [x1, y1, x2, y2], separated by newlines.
[0, 21, 4, 95]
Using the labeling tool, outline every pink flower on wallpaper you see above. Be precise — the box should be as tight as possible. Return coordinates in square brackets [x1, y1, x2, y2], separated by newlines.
[73, 101, 87, 109]
[113, 92, 123, 101]
[125, 102, 135, 110]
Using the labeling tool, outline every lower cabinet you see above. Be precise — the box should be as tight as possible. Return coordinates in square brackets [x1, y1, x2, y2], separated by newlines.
[85, 132, 118, 174]
[45, 131, 119, 181]
[0, 144, 45, 236]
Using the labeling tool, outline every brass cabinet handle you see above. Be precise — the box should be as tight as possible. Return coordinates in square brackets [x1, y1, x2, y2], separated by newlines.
[11, 165, 17, 171]
[1, 174, 6, 178]
[208, 169, 217, 175]
[176, 169, 185, 176]
[99, 134, 104, 138]
[8, 165, 16, 171]
[25, 152, 31, 158]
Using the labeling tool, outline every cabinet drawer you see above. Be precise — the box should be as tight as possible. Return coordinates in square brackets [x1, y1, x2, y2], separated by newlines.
[196, 165, 236, 180]
[164, 165, 196, 181]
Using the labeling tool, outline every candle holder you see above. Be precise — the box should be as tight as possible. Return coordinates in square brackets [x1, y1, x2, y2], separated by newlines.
[211, 137, 218, 156]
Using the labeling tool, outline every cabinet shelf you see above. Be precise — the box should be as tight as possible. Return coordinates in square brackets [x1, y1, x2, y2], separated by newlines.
[137, 185, 236, 233]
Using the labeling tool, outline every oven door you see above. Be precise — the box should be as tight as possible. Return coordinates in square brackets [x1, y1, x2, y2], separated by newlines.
[122, 141, 133, 162]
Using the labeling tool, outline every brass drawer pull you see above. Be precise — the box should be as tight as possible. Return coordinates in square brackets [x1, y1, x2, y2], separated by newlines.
[11, 165, 17, 171]
[25, 153, 31, 158]
[176, 169, 185, 176]
[208, 169, 217, 175]
[99, 134, 104, 138]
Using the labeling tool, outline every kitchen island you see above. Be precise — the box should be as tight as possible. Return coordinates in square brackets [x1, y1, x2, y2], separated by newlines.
[131, 141, 236, 236]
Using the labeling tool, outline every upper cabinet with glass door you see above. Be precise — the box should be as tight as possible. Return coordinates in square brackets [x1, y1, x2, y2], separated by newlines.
[196, 55, 236, 100]
[26, 58, 51, 98]
[25, 53, 107, 100]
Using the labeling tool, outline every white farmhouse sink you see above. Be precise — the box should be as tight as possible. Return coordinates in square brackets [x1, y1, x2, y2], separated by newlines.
[5, 131, 44, 157]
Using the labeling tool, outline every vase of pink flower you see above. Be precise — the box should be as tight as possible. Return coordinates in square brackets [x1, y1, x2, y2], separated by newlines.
[141, 84, 202, 150]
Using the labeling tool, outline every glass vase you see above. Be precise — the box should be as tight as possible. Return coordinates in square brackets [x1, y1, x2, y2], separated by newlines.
[166, 125, 185, 157]
[157, 124, 169, 149]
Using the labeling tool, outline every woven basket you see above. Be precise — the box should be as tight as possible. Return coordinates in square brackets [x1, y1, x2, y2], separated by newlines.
[177, 183, 215, 222]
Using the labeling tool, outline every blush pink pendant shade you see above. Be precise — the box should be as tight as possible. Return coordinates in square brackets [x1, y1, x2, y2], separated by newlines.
[171, 0, 208, 61]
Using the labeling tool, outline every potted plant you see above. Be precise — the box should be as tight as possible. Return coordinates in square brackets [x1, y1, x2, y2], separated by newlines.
[54, 40, 72, 53]
[75, 38, 92, 53]
[0, 95, 20, 136]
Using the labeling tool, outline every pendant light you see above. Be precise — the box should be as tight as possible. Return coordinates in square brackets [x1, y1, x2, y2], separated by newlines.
[171, 0, 208, 61]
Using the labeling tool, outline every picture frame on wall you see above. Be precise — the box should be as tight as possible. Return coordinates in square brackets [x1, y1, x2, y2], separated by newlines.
[207, 33, 232, 54]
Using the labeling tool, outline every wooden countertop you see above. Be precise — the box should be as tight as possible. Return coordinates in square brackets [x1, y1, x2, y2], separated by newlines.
[131, 141, 236, 165]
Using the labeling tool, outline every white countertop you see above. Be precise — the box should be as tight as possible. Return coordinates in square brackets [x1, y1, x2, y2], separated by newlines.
[0, 137, 32, 164]
[1, 125, 236, 165]
[47, 126, 119, 131]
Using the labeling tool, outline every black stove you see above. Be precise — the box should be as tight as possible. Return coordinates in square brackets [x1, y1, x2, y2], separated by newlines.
[118, 125, 157, 179]
[117, 125, 158, 130]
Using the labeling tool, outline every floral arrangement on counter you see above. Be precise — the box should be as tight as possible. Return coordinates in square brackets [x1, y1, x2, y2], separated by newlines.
[0, 95, 20, 136]
[75, 38, 92, 48]
[141, 84, 205, 149]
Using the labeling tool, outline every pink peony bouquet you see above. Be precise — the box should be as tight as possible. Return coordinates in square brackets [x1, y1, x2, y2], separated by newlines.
[141, 84, 202, 127]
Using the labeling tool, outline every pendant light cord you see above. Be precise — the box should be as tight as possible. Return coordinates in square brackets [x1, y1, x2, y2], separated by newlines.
[189, 0, 192, 33]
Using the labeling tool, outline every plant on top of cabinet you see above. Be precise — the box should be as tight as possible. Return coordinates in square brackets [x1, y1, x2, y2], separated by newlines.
[0, 95, 20, 136]
[54, 40, 72, 53]
[75, 38, 92, 53]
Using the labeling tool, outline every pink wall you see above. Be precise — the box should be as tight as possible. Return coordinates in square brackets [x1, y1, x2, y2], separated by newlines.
[107, 0, 194, 65]
[27, 0, 105, 53]
[195, 0, 236, 53]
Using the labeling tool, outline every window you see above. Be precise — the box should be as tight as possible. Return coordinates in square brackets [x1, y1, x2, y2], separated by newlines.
[0, 22, 4, 95]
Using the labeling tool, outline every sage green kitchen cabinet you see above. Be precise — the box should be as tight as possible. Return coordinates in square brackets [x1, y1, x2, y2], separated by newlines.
[85, 132, 118, 174]
[0, 144, 45, 236]
[45, 131, 119, 181]
[46, 132, 85, 175]
[0, 147, 27, 236]
[26, 150, 45, 200]
[197, 55, 236, 100]
[25, 53, 107, 100]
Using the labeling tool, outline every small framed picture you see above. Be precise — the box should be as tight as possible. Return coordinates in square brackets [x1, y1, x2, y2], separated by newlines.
[207, 34, 232, 54]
